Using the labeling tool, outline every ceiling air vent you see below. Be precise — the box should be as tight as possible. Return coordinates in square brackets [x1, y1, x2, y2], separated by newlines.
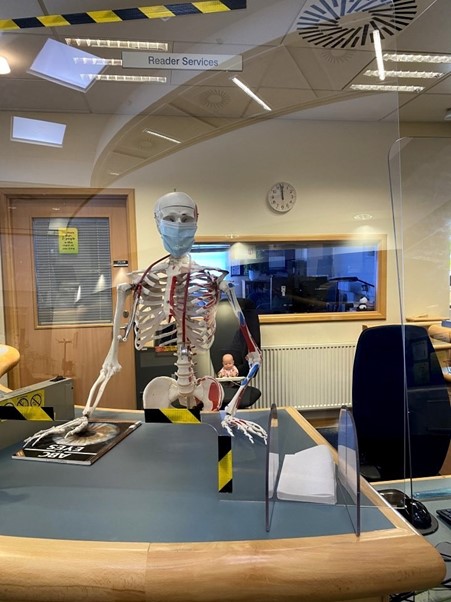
[296, 0, 417, 49]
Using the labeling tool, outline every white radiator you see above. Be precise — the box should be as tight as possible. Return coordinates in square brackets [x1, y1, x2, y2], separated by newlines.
[253, 344, 356, 410]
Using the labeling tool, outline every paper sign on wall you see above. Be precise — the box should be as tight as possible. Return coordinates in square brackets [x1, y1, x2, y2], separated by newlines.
[58, 228, 78, 254]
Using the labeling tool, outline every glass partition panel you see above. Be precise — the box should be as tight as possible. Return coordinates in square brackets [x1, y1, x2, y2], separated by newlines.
[265, 403, 280, 532]
[388, 137, 451, 509]
[337, 407, 360, 535]
[0, 0, 417, 520]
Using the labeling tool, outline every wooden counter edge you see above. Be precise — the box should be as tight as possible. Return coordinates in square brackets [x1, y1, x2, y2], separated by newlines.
[144, 529, 445, 602]
[0, 527, 443, 602]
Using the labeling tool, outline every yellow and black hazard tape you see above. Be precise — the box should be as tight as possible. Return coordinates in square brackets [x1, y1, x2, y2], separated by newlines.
[217, 435, 232, 493]
[144, 407, 201, 423]
[0, 405, 54, 421]
[145, 407, 233, 492]
[0, 1, 246, 31]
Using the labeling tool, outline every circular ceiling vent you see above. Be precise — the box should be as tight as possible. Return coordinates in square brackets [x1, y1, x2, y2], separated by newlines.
[199, 88, 231, 111]
[296, 0, 417, 48]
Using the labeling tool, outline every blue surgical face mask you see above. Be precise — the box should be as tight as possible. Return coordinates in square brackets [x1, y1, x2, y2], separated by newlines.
[159, 220, 197, 257]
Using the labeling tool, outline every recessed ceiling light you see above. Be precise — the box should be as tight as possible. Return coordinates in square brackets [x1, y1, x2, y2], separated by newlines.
[0, 56, 11, 75]
[231, 77, 271, 112]
[444, 109, 451, 121]
[350, 84, 424, 93]
[364, 69, 443, 79]
[143, 129, 181, 144]
[353, 214, 373, 221]
[66, 38, 168, 51]
[82, 74, 167, 83]
[383, 53, 451, 64]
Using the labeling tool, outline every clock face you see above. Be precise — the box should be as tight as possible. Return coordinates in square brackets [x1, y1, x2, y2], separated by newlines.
[267, 182, 296, 213]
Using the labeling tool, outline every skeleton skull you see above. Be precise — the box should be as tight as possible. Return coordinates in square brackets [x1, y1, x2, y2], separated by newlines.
[154, 192, 198, 258]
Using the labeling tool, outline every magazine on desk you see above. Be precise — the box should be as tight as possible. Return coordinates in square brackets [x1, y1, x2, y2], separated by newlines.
[12, 420, 141, 466]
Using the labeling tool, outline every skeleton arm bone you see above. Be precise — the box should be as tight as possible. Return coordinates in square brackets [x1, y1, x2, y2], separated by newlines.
[25, 282, 134, 444]
[219, 280, 262, 416]
[82, 282, 133, 418]
[218, 281, 266, 444]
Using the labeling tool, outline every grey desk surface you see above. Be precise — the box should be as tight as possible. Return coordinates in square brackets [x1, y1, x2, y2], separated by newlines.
[0, 408, 392, 543]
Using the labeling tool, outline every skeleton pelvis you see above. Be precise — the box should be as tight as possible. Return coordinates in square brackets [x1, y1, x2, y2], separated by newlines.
[142, 376, 179, 409]
[142, 375, 224, 411]
[194, 376, 224, 411]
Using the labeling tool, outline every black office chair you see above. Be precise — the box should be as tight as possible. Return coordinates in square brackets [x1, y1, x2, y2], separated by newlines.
[352, 325, 451, 481]
[209, 297, 262, 409]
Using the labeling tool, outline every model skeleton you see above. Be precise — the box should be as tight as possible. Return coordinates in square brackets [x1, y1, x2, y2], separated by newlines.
[28, 192, 266, 444]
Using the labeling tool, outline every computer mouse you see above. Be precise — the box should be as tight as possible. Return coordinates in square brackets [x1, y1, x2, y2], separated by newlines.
[400, 498, 432, 531]
[378, 488, 438, 535]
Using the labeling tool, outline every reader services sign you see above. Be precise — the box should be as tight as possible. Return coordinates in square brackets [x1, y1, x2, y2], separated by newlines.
[122, 51, 242, 71]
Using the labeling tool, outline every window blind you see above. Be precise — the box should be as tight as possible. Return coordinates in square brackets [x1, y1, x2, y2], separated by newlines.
[33, 217, 113, 326]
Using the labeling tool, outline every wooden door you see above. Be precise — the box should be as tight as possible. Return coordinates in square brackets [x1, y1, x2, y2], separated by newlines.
[0, 189, 137, 410]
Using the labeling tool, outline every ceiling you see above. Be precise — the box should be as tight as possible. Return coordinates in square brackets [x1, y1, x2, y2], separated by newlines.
[0, 0, 449, 186]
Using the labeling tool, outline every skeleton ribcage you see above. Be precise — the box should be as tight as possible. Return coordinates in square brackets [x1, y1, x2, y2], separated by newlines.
[133, 264, 223, 352]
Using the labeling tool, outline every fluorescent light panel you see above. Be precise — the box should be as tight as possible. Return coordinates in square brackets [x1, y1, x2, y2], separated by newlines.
[11, 116, 66, 147]
[143, 129, 181, 144]
[384, 53, 451, 64]
[350, 84, 424, 92]
[66, 38, 168, 51]
[84, 74, 167, 83]
[364, 69, 443, 79]
[231, 77, 271, 112]
[372, 30, 385, 81]
[74, 58, 122, 65]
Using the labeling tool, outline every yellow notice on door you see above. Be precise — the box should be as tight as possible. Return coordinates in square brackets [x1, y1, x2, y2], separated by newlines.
[58, 227, 78, 254]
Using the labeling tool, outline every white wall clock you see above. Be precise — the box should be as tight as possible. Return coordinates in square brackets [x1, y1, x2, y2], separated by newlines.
[267, 182, 297, 213]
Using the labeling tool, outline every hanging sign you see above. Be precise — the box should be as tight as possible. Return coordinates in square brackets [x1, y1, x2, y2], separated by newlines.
[122, 51, 242, 71]
[58, 227, 78, 254]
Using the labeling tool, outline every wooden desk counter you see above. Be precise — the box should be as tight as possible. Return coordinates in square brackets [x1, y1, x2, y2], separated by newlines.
[428, 324, 451, 382]
[0, 407, 444, 602]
